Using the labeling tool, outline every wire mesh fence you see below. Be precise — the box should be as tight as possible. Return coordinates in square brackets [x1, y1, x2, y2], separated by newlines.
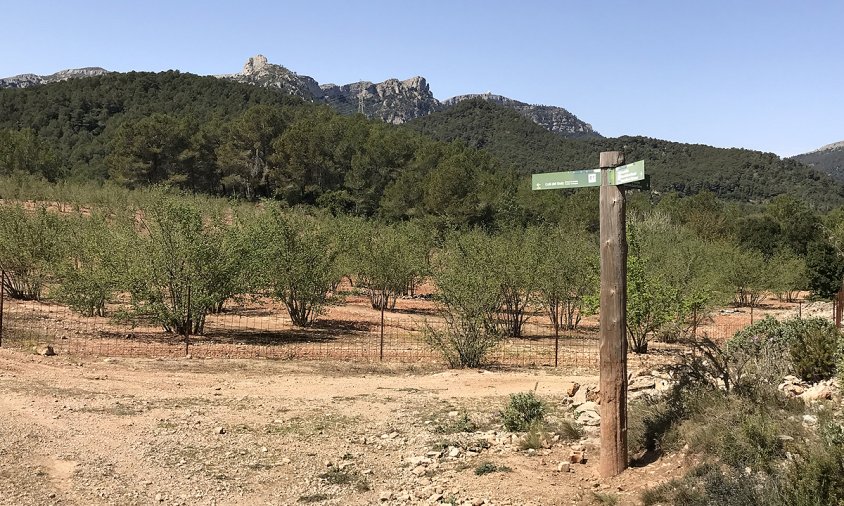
[0, 288, 754, 371]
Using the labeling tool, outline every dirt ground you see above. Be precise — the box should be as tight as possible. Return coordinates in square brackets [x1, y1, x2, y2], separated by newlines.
[1, 267, 834, 506]
[0, 348, 698, 506]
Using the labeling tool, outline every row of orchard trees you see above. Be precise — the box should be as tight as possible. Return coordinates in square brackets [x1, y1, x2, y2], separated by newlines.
[0, 190, 600, 341]
[0, 189, 825, 362]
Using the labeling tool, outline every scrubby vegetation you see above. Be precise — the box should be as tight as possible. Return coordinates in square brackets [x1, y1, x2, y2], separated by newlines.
[633, 317, 844, 506]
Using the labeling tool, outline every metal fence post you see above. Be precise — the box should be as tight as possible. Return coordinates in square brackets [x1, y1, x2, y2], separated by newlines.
[0, 270, 5, 347]
[184, 285, 191, 356]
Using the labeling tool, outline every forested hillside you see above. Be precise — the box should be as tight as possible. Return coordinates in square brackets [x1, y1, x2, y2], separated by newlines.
[793, 142, 844, 183]
[0, 72, 524, 226]
[2, 70, 843, 230]
[408, 99, 844, 208]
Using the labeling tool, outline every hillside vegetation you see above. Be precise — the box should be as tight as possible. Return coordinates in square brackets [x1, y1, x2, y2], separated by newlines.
[793, 143, 844, 183]
[408, 99, 844, 208]
[2, 71, 843, 226]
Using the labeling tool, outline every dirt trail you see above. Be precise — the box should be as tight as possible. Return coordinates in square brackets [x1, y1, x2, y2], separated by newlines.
[0, 349, 689, 506]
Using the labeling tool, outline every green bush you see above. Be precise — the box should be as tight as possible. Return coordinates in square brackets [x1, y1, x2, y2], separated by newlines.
[789, 318, 841, 383]
[727, 316, 842, 384]
[0, 205, 64, 300]
[640, 463, 773, 506]
[473, 461, 510, 475]
[501, 391, 545, 432]
[779, 437, 844, 506]
[726, 316, 794, 384]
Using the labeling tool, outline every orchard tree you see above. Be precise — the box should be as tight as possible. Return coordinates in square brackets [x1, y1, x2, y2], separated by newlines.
[626, 223, 676, 353]
[351, 221, 429, 311]
[54, 211, 131, 317]
[123, 191, 242, 334]
[625, 212, 728, 352]
[495, 229, 542, 338]
[0, 204, 64, 300]
[722, 245, 771, 308]
[251, 206, 340, 327]
[768, 250, 807, 303]
[427, 230, 504, 367]
[532, 227, 598, 335]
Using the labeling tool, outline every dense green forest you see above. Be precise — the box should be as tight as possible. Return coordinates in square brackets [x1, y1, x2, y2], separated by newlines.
[407, 99, 844, 207]
[2, 71, 844, 225]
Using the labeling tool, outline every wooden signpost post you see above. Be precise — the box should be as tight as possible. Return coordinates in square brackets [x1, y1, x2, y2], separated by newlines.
[597, 151, 628, 478]
[532, 152, 645, 478]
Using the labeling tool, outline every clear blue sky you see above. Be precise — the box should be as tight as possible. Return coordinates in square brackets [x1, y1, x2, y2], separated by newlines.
[1, 0, 841, 157]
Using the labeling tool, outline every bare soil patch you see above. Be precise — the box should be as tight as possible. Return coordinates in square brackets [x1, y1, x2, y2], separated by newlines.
[0, 349, 695, 506]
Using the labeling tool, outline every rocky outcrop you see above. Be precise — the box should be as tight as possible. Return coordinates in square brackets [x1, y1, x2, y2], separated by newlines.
[216, 54, 322, 100]
[320, 76, 439, 124]
[0, 67, 109, 88]
[443, 93, 598, 137]
[217, 56, 597, 134]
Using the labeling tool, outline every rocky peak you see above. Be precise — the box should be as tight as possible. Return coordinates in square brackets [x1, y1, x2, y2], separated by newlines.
[217, 55, 323, 100]
[242, 54, 269, 75]
[813, 140, 844, 153]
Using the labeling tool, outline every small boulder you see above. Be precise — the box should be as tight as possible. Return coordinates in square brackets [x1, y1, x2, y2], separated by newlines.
[569, 450, 586, 464]
[799, 384, 833, 403]
[35, 345, 56, 356]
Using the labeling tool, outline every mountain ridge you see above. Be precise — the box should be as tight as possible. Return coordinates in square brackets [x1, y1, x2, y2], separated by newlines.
[0, 54, 598, 138]
[0, 67, 110, 88]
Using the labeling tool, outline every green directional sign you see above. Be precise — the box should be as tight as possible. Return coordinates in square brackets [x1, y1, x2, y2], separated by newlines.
[609, 160, 645, 185]
[532, 160, 645, 190]
[532, 168, 601, 190]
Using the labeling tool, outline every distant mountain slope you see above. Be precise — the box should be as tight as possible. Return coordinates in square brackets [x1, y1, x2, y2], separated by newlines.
[1, 55, 597, 138]
[443, 93, 597, 137]
[0, 71, 308, 179]
[407, 99, 844, 207]
[218, 55, 598, 134]
[792, 141, 844, 183]
[0, 67, 110, 88]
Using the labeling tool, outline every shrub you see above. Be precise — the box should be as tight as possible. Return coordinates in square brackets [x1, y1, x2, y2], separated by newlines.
[788, 318, 840, 383]
[640, 463, 772, 506]
[725, 316, 793, 384]
[628, 386, 712, 456]
[726, 316, 842, 384]
[501, 391, 545, 432]
[473, 461, 510, 475]
[779, 437, 844, 506]
[518, 421, 549, 450]
[426, 231, 503, 368]
[676, 388, 802, 474]
[553, 419, 584, 442]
